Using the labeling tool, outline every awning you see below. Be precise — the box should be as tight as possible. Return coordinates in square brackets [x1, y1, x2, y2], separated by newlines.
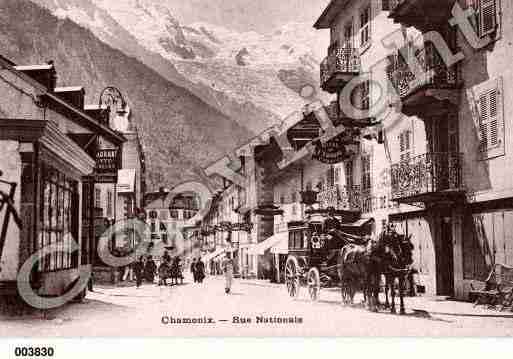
[202, 248, 225, 262]
[249, 232, 288, 255]
[270, 234, 288, 255]
[341, 217, 374, 228]
[117, 169, 136, 193]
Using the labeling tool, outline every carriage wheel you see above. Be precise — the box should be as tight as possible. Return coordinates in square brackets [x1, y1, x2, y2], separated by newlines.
[307, 268, 321, 301]
[285, 257, 300, 299]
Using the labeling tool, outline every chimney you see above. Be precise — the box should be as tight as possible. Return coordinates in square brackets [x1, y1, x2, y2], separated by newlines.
[14, 60, 57, 91]
[84, 104, 109, 126]
[54, 86, 85, 110]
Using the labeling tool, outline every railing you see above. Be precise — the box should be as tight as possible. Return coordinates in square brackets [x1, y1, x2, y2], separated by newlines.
[318, 185, 363, 212]
[386, 42, 460, 99]
[391, 152, 463, 200]
[320, 43, 361, 89]
[95, 148, 120, 173]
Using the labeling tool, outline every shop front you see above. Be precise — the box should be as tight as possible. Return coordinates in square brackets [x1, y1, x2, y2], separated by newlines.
[0, 119, 95, 298]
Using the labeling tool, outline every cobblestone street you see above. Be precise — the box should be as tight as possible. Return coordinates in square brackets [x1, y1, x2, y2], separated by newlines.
[2, 274, 513, 337]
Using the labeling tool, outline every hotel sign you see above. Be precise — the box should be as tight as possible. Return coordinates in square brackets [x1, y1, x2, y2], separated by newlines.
[312, 135, 354, 164]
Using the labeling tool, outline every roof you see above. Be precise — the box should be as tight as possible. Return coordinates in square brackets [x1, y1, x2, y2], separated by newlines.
[84, 104, 108, 110]
[314, 0, 353, 29]
[54, 86, 85, 93]
[0, 56, 125, 146]
[14, 64, 53, 71]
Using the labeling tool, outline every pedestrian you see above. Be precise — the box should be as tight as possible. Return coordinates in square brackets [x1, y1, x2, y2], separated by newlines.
[221, 252, 234, 294]
[190, 258, 197, 283]
[144, 255, 157, 283]
[196, 258, 205, 283]
[133, 256, 145, 289]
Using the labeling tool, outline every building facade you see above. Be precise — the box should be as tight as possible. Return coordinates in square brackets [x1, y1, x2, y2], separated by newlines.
[0, 56, 130, 298]
[313, 0, 513, 299]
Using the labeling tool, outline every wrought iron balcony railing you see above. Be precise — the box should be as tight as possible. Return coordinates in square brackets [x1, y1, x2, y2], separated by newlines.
[320, 43, 361, 93]
[386, 42, 460, 99]
[95, 148, 120, 173]
[390, 152, 463, 201]
[318, 185, 363, 212]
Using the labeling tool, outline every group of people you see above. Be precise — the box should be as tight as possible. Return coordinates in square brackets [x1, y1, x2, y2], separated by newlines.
[190, 252, 235, 294]
[129, 251, 184, 288]
[190, 258, 205, 283]
[132, 255, 158, 288]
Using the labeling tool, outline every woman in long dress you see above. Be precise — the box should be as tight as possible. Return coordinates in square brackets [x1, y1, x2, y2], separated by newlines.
[221, 252, 234, 294]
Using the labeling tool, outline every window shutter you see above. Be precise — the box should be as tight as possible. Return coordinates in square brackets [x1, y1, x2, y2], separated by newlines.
[476, 78, 504, 157]
[478, 0, 497, 37]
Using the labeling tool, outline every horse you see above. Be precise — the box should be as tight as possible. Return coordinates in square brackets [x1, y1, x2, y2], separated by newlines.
[380, 227, 414, 314]
[337, 236, 385, 312]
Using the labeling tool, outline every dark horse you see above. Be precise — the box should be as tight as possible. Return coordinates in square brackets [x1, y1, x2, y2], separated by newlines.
[337, 237, 384, 312]
[337, 226, 414, 313]
[380, 226, 414, 314]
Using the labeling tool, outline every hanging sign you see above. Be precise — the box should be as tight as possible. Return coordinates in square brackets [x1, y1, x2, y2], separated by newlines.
[312, 135, 355, 164]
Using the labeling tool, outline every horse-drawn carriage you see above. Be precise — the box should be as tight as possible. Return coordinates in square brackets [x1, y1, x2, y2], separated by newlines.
[284, 209, 414, 313]
[284, 208, 367, 301]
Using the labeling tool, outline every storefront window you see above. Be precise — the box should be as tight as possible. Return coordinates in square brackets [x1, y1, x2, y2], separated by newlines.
[39, 164, 79, 272]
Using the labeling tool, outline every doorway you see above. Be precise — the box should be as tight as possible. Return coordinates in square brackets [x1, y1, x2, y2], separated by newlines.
[436, 217, 454, 296]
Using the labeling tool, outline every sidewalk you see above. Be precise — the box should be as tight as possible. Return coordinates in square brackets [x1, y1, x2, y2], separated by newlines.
[228, 276, 513, 318]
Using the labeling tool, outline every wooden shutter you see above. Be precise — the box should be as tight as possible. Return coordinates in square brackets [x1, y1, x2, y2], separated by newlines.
[478, 85, 502, 152]
[478, 0, 497, 37]
[359, 6, 371, 47]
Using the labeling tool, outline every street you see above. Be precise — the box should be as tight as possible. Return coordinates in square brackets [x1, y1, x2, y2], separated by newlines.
[1, 274, 513, 337]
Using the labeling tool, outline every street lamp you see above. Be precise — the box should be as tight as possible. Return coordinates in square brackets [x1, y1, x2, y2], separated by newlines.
[98, 86, 127, 125]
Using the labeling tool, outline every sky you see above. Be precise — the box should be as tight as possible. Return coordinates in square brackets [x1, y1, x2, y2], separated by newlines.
[160, 0, 332, 34]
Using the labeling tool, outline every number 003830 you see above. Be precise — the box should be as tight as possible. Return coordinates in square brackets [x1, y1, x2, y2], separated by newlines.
[14, 347, 55, 357]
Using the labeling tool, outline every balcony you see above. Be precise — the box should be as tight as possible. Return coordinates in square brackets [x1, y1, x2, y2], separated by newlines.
[317, 185, 363, 213]
[391, 152, 464, 203]
[320, 44, 361, 94]
[95, 148, 120, 173]
[386, 42, 461, 118]
[388, 0, 456, 32]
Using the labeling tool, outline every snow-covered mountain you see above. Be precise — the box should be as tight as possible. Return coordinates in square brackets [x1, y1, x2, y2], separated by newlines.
[31, 0, 331, 133]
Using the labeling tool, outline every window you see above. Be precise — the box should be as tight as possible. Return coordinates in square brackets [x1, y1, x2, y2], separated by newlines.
[94, 188, 101, 209]
[306, 181, 312, 191]
[159, 222, 167, 232]
[106, 190, 113, 218]
[150, 221, 156, 233]
[469, 0, 499, 38]
[280, 194, 285, 204]
[474, 77, 504, 158]
[359, 5, 371, 48]
[344, 21, 353, 47]
[352, 79, 371, 111]
[335, 167, 341, 183]
[399, 130, 412, 162]
[382, 0, 391, 11]
[361, 80, 371, 111]
[39, 164, 79, 272]
[326, 167, 336, 187]
[317, 177, 325, 191]
[345, 161, 354, 188]
[291, 191, 297, 203]
[361, 155, 371, 191]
